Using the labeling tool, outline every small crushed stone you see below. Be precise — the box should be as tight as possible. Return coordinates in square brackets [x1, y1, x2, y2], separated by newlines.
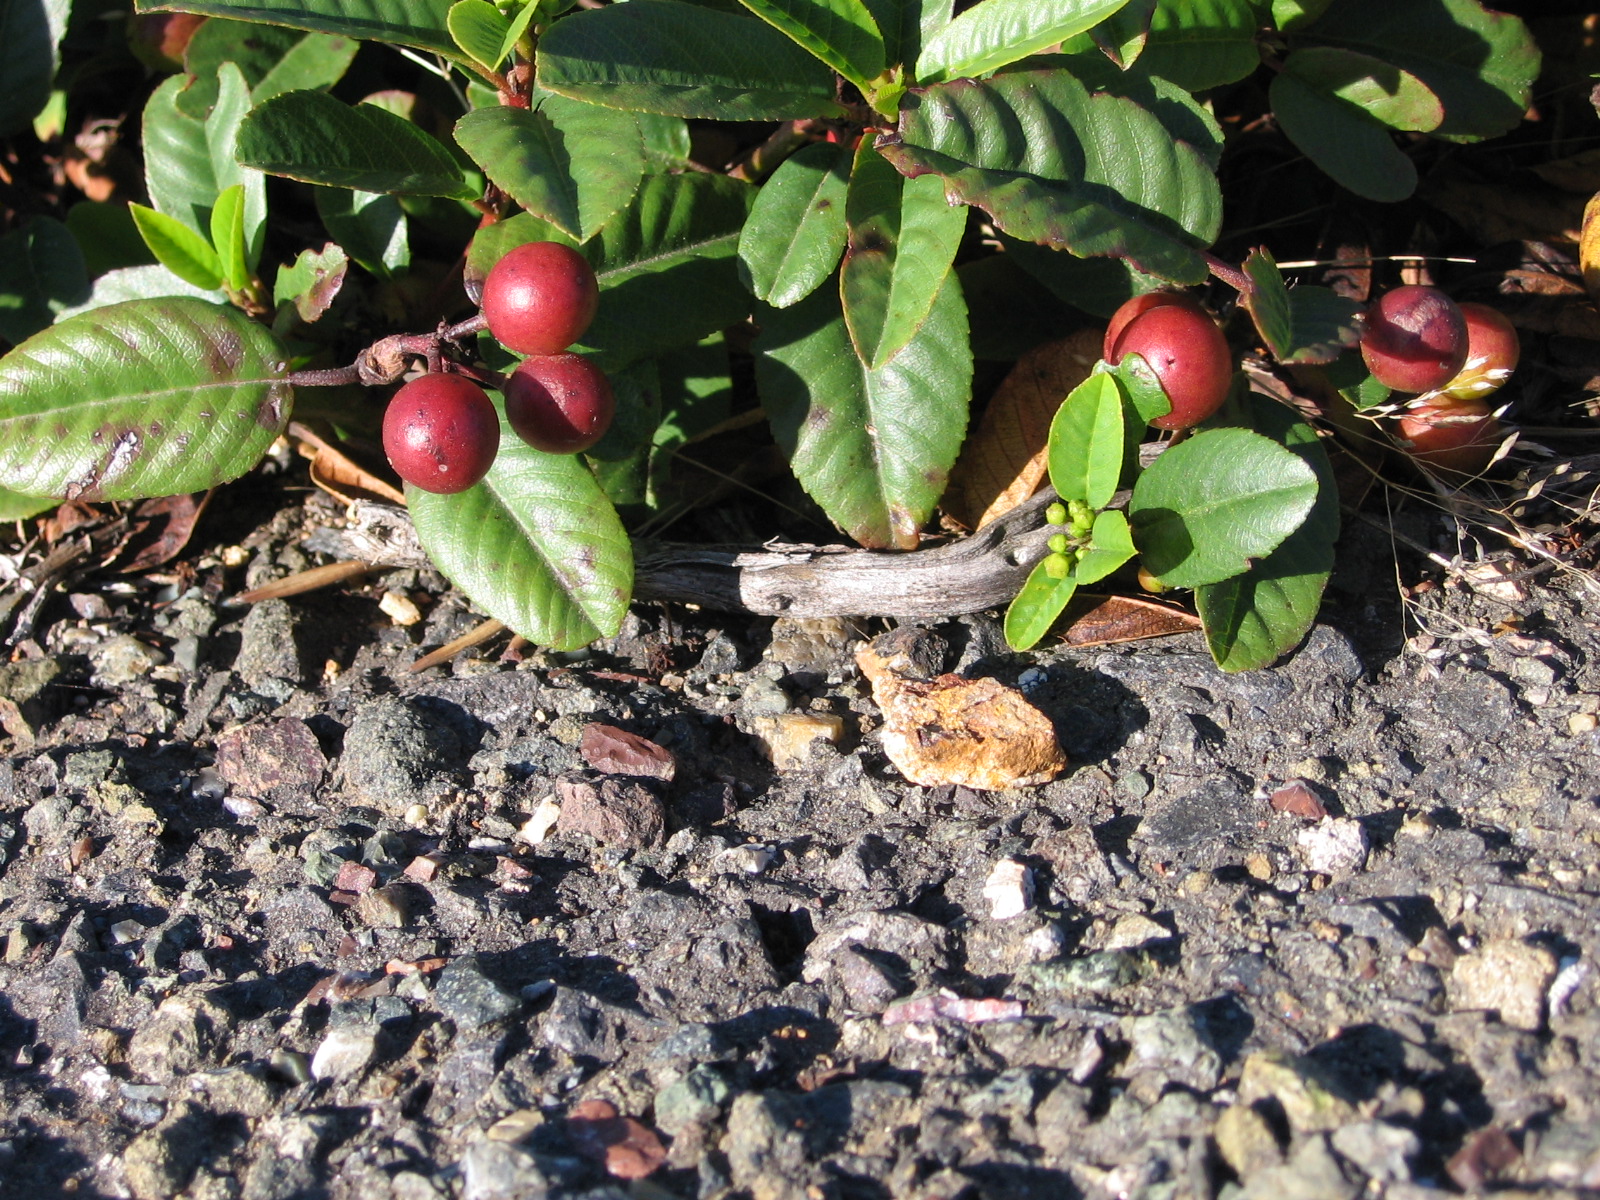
[0, 501, 1599, 1200]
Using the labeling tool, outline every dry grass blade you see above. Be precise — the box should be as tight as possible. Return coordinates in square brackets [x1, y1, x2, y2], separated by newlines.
[410, 618, 506, 673]
[235, 560, 371, 604]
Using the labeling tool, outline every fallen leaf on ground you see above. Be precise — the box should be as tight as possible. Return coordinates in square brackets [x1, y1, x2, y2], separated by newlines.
[1268, 779, 1328, 819]
[1059, 593, 1201, 647]
[565, 1099, 667, 1179]
[580, 722, 676, 781]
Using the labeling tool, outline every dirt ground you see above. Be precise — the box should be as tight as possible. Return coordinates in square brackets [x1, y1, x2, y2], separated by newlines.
[1, 482, 1599, 1200]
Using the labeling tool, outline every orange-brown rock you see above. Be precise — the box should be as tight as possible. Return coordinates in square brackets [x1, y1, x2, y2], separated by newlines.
[856, 644, 1066, 791]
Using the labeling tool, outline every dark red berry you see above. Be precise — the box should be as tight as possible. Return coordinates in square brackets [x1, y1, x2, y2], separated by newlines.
[1103, 291, 1207, 364]
[1396, 396, 1500, 476]
[481, 241, 599, 357]
[1360, 285, 1468, 394]
[382, 373, 499, 494]
[1106, 300, 1233, 430]
[503, 353, 615, 455]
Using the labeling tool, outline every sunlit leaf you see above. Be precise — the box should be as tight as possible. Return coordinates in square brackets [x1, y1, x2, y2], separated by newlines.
[738, 141, 851, 308]
[135, 0, 459, 59]
[1047, 371, 1124, 511]
[130, 203, 224, 290]
[916, 0, 1131, 84]
[738, 0, 885, 87]
[1270, 70, 1417, 202]
[1004, 555, 1079, 650]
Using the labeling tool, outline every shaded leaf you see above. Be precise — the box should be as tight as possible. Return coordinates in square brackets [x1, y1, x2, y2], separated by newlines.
[178, 19, 356, 115]
[1280, 46, 1443, 132]
[1129, 426, 1318, 589]
[738, 0, 885, 87]
[738, 140, 851, 308]
[1004, 556, 1078, 651]
[55, 266, 226, 319]
[536, 0, 846, 120]
[1195, 390, 1337, 671]
[0, 0, 68, 137]
[755, 273, 970, 549]
[65, 203, 156, 279]
[407, 423, 634, 649]
[0, 297, 290, 501]
[1129, 0, 1260, 91]
[0, 486, 55, 522]
[880, 70, 1221, 283]
[135, 0, 459, 59]
[841, 141, 968, 368]
[455, 98, 644, 241]
[945, 329, 1101, 528]
[1270, 70, 1417, 202]
[863, 0, 951, 70]
[116, 492, 211, 573]
[1243, 246, 1362, 364]
[314, 187, 409, 277]
[237, 90, 475, 197]
[1089, 0, 1155, 68]
[130, 203, 224, 290]
[0, 217, 88, 346]
[916, 0, 1132, 84]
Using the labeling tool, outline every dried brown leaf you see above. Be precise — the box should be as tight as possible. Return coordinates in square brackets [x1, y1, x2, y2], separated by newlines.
[1582, 192, 1600, 304]
[1421, 169, 1586, 248]
[945, 330, 1102, 529]
[565, 1099, 667, 1180]
[580, 722, 677, 781]
[1058, 593, 1201, 648]
[1268, 779, 1328, 819]
[116, 491, 211, 573]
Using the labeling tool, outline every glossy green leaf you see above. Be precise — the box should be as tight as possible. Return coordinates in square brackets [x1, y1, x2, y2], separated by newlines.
[455, 99, 644, 242]
[917, 0, 1131, 84]
[637, 112, 694, 170]
[178, 19, 357, 115]
[143, 75, 219, 236]
[209, 65, 270, 276]
[131, 204, 224, 291]
[864, 0, 951, 70]
[0, 217, 88, 346]
[1273, 0, 1332, 29]
[738, 141, 851, 308]
[536, 0, 846, 120]
[1109, 353, 1172, 428]
[209, 185, 248, 292]
[1291, 0, 1538, 142]
[0, 0, 68, 137]
[1270, 70, 1417, 202]
[56, 267, 226, 320]
[1090, 0, 1155, 68]
[274, 243, 347, 323]
[881, 69, 1221, 283]
[738, 0, 885, 87]
[135, 0, 459, 59]
[1323, 351, 1391, 412]
[314, 188, 409, 278]
[1047, 372, 1125, 510]
[1004, 556, 1078, 650]
[754, 272, 970, 550]
[1243, 247, 1361, 365]
[449, 0, 511, 68]
[1032, 51, 1224, 170]
[407, 429, 634, 649]
[496, 1, 541, 68]
[1196, 391, 1337, 671]
[1074, 508, 1135, 585]
[237, 91, 475, 198]
[1001, 235, 1162, 319]
[1281, 46, 1443, 132]
[0, 297, 290, 500]
[1129, 427, 1319, 589]
[1132, 0, 1260, 91]
[841, 142, 967, 369]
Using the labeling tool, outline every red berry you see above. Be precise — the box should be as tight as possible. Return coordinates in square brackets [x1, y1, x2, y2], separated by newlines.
[1395, 396, 1501, 476]
[1360, 285, 1468, 394]
[480, 241, 599, 357]
[503, 353, 615, 455]
[1103, 291, 1207, 363]
[1439, 302, 1520, 402]
[382, 373, 499, 494]
[1106, 300, 1233, 430]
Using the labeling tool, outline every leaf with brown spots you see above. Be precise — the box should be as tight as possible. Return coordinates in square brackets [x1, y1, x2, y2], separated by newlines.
[945, 330, 1103, 529]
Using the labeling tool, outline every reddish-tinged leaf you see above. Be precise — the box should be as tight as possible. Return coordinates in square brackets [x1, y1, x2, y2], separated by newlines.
[945, 330, 1102, 529]
[579, 722, 677, 782]
[116, 491, 212, 573]
[1268, 779, 1328, 820]
[565, 1099, 667, 1180]
[1058, 593, 1201, 647]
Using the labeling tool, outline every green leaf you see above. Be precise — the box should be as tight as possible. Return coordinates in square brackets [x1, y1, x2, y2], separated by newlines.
[1074, 508, 1135, 584]
[0, 217, 88, 346]
[880, 69, 1221, 284]
[535, 0, 847, 120]
[1090, 0, 1156, 68]
[1196, 390, 1337, 671]
[754, 272, 970, 550]
[209, 185, 249, 292]
[130, 204, 225, 291]
[1109, 352, 1172, 428]
[1319, 349, 1390, 411]
[1269, 70, 1417, 202]
[738, 0, 885, 87]
[237, 91, 475, 197]
[1290, 0, 1539, 142]
[1242, 246, 1362, 364]
[1280, 46, 1443, 132]
[0, 297, 290, 500]
[455, 98, 645, 242]
[1047, 372, 1125, 510]
[449, 0, 511, 69]
[143, 75, 220, 237]
[1129, 427, 1319, 589]
[56, 267, 226, 321]
[841, 142, 967, 369]
[314, 188, 409, 277]
[1028, 51, 1224, 171]
[916, 0, 1132, 84]
[637, 112, 694, 170]
[407, 430, 634, 650]
[177, 19, 357, 116]
[1130, 0, 1261, 91]
[582, 173, 756, 370]
[864, 0, 951, 70]
[208, 65, 270, 276]
[65, 203, 156, 279]
[1001, 235, 1162, 319]
[0, 486, 55, 522]
[1273, 0, 1332, 29]
[0, 0, 68, 137]
[1004, 556, 1078, 651]
[273, 243, 348, 323]
[134, 0, 460, 59]
[738, 141, 851, 308]
[496, 1, 541, 69]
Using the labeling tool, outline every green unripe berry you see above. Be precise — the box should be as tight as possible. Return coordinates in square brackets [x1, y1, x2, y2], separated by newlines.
[1045, 502, 1068, 526]
[1047, 533, 1069, 554]
[1043, 552, 1071, 580]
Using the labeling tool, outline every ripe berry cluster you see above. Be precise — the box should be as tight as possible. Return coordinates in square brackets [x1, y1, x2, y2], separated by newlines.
[382, 242, 614, 494]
